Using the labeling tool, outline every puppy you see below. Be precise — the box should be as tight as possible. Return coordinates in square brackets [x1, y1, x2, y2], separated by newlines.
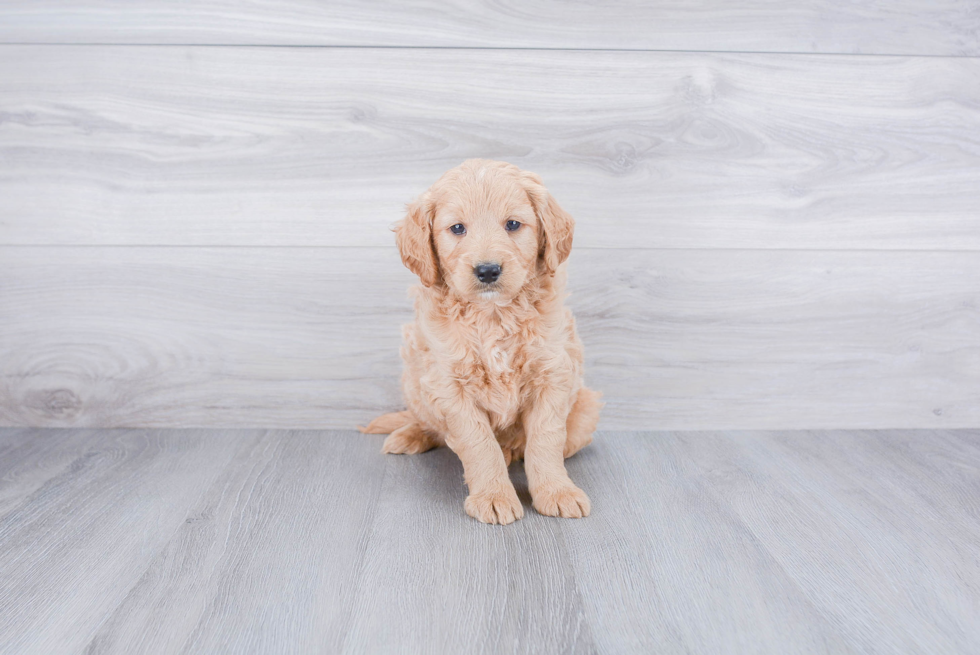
[361, 159, 601, 524]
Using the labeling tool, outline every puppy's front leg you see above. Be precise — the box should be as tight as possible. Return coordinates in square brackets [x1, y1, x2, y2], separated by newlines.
[524, 392, 591, 518]
[443, 405, 523, 525]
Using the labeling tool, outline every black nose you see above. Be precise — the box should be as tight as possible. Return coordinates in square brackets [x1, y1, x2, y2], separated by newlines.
[474, 262, 502, 284]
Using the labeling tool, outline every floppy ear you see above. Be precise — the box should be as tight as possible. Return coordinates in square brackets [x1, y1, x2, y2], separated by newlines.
[395, 193, 439, 287]
[521, 171, 575, 275]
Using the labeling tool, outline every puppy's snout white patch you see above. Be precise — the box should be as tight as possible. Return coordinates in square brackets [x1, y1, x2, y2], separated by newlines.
[479, 291, 499, 300]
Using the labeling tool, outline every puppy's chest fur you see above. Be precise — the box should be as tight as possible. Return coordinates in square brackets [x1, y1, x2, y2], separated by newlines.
[447, 311, 545, 429]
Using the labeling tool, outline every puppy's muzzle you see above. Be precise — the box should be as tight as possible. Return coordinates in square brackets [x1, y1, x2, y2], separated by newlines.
[473, 262, 502, 285]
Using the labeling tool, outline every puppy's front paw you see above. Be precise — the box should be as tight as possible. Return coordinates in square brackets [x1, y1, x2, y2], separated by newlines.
[464, 487, 524, 525]
[532, 482, 591, 518]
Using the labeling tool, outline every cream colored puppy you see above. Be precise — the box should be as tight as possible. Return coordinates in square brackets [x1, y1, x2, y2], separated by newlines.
[362, 159, 601, 524]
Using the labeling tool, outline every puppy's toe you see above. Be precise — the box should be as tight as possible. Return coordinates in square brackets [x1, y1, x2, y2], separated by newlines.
[464, 487, 524, 525]
[532, 482, 591, 519]
[381, 424, 436, 455]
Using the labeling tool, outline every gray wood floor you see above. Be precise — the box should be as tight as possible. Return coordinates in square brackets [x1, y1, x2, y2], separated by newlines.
[1, 427, 978, 654]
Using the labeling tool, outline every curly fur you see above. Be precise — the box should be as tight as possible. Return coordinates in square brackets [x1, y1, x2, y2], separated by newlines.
[361, 159, 601, 524]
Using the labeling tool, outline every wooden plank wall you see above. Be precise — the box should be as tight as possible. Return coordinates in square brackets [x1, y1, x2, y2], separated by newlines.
[1, 1, 978, 55]
[1, 3, 978, 430]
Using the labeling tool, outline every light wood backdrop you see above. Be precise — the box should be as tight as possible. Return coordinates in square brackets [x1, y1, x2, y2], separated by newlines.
[1, 3, 978, 430]
[1, 1, 979, 55]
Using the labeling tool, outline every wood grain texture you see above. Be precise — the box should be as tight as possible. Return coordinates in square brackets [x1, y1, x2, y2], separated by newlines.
[84, 429, 386, 654]
[560, 433, 858, 653]
[0, 428, 81, 517]
[1, 246, 977, 431]
[1, 427, 978, 653]
[2, 46, 979, 250]
[340, 449, 594, 654]
[0, 1, 978, 56]
[561, 430, 980, 653]
[0, 429, 246, 653]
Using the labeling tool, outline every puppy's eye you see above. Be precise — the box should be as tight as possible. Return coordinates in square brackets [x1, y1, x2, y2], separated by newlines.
[505, 220, 521, 231]
[450, 223, 466, 235]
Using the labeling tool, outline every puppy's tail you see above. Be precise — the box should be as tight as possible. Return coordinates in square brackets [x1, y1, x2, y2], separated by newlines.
[358, 410, 414, 434]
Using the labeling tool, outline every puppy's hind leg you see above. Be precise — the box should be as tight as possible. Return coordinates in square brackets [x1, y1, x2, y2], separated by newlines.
[383, 421, 442, 455]
[496, 423, 526, 466]
[564, 387, 602, 458]
[358, 410, 413, 434]
[359, 411, 442, 455]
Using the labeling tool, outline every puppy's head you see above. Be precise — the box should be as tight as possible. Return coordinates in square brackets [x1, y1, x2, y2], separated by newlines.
[395, 159, 574, 303]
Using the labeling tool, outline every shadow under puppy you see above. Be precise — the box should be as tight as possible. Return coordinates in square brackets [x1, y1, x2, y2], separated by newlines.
[361, 159, 602, 524]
